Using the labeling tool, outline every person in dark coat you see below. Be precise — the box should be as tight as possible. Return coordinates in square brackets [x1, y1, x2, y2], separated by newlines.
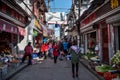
[21, 42, 33, 65]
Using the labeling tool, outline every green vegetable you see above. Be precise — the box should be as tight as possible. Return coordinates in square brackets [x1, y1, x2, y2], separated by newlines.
[111, 50, 120, 65]
[95, 65, 113, 72]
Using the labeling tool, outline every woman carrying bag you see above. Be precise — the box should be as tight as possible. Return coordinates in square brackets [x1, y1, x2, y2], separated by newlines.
[69, 41, 81, 78]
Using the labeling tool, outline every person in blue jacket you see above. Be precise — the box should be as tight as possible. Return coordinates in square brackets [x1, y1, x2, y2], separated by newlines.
[62, 39, 68, 56]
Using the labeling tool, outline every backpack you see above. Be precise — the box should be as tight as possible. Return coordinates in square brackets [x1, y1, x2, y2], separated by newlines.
[71, 45, 81, 54]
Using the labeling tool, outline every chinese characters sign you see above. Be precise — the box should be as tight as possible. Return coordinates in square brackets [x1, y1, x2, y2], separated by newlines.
[110, 0, 120, 9]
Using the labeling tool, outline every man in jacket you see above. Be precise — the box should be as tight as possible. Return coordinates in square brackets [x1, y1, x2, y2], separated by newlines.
[21, 42, 33, 65]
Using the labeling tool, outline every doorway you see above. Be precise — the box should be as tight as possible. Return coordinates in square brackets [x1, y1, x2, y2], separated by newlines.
[102, 27, 109, 64]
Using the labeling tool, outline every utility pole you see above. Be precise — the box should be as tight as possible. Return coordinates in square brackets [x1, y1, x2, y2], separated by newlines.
[77, 0, 81, 47]
[78, 0, 81, 17]
[48, 0, 50, 12]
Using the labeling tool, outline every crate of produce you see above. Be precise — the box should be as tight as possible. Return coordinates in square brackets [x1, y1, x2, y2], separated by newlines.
[103, 72, 117, 80]
[95, 65, 113, 76]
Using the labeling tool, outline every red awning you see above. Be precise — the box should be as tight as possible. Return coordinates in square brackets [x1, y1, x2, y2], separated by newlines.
[0, 19, 18, 34]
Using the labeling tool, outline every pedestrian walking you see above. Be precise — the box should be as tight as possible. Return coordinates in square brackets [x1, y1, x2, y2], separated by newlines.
[21, 42, 33, 65]
[52, 42, 59, 64]
[58, 40, 64, 60]
[62, 39, 68, 56]
[48, 42, 53, 58]
[69, 41, 81, 78]
[41, 42, 48, 59]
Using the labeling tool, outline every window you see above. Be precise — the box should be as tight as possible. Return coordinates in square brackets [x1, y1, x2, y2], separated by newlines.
[2, 4, 6, 12]
[6, 7, 11, 15]
[11, 10, 15, 17]
[0, 2, 2, 11]
[19, 16, 22, 21]
[22, 17, 25, 23]
[16, 13, 18, 20]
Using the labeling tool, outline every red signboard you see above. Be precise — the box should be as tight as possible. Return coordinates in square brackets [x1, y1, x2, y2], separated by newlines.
[81, 12, 96, 27]
[0, 19, 18, 34]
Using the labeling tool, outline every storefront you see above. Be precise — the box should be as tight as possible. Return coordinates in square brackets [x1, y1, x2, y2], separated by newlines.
[87, 31, 96, 51]
[105, 0, 120, 63]
[83, 30, 97, 54]
[33, 19, 43, 48]
[0, 19, 24, 79]
[80, 6, 99, 52]
[79, 0, 120, 64]
[40, 22, 48, 42]
[0, 19, 19, 54]
[33, 29, 42, 48]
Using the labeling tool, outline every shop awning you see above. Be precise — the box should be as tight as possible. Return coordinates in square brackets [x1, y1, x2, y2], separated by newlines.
[33, 26, 42, 34]
[81, 6, 120, 30]
[34, 19, 42, 30]
[0, 19, 18, 34]
[81, 26, 93, 33]
[106, 13, 120, 24]
[39, 22, 48, 37]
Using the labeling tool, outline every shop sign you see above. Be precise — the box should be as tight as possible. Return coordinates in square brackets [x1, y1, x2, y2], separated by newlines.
[18, 27, 26, 36]
[110, 0, 119, 9]
[34, 19, 42, 30]
[0, 19, 18, 34]
[43, 30, 48, 37]
[33, 30, 38, 37]
[3, 24, 6, 30]
[81, 12, 96, 27]
[40, 22, 48, 37]
[11, 27, 13, 32]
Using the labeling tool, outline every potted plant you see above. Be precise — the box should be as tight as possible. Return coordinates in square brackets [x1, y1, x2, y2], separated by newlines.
[111, 50, 120, 69]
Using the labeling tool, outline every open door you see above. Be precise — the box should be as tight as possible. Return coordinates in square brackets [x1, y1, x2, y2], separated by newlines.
[102, 27, 109, 64]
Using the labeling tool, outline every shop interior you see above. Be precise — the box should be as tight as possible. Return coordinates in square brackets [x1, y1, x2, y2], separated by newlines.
[87, 31, 96, 52]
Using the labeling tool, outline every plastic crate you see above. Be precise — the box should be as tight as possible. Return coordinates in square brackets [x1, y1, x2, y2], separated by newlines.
[32, 53, 38, 59]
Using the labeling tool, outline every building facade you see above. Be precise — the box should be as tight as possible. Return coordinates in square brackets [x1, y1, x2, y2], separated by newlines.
[80, 0, 120, 64]
[17, 0, 48, 51]
[0, 0, 28, 54]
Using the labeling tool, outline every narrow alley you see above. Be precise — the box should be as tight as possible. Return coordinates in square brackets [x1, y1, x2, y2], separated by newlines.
[9, 58, 99, 80]
[1, 0, 120, 80]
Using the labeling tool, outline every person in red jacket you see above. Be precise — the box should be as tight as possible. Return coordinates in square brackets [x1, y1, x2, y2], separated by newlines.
[41, 42, 48, 59]
[21, 42, 33, 65]
[53, 42, 59, 63]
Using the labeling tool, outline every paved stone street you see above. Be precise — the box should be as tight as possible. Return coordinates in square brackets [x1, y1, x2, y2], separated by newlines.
[9, 58, 99, 80]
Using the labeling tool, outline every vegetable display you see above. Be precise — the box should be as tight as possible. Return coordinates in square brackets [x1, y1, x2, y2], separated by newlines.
[111, 50, 120, 65]
[95, 65, 113, 72]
